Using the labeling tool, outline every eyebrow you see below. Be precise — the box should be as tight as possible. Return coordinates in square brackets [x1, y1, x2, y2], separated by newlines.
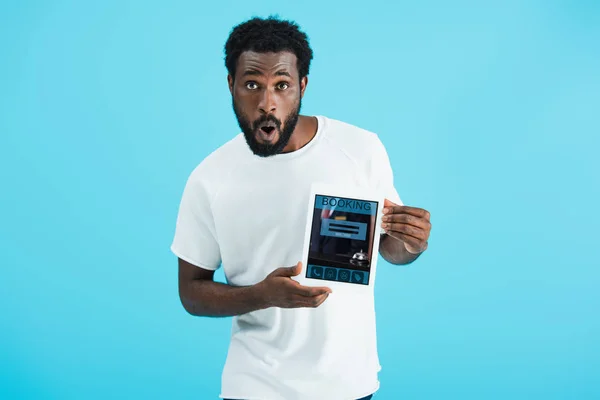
[242, 69, 292, 78]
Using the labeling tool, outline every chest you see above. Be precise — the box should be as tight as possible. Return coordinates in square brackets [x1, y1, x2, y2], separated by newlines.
[211, 157, 372, 283]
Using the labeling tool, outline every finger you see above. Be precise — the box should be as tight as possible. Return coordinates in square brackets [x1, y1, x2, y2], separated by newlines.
[311, 293, 330, 307]
[386, 231, 426, 251]
[384, 205, 430, 220]
[294, 284, 332, 297]
[383, 198, 399, 208]
[382, 213, 431, 230]
[271, 262, 302, 277]
[293, 293, 329, 308]
[384, 223, 428, 240]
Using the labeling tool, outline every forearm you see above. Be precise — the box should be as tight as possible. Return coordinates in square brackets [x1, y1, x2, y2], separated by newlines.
[379, 234, 422, 265]
[180, 280, 267, 317]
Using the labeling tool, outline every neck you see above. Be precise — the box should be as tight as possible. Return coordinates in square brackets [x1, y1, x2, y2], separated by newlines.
[280, 115, 318, 153]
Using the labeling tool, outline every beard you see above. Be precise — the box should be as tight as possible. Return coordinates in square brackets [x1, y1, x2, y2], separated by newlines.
[233, 97, 302, 157]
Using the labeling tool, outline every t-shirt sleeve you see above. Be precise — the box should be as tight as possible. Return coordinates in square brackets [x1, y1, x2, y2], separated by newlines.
[170, 172, 222, 271]
[369, 136, 403, 235]
[370, 136, 403, 206]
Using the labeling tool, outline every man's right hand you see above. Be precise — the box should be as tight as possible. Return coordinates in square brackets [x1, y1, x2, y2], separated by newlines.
[255, 262, 332, 309]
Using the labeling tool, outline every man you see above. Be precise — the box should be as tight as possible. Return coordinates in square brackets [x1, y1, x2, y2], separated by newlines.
[171, 16, 432, 400]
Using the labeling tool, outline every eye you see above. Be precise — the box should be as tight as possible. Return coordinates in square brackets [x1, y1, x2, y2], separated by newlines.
[245, 81, 259, 90]
[277, 82, 289, 90]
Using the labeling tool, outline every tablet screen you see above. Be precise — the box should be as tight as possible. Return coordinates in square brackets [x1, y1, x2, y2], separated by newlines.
[305, 194, 379, 286]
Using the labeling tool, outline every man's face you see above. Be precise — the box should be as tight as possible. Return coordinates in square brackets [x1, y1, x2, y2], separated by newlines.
[229, 51, 307, 157]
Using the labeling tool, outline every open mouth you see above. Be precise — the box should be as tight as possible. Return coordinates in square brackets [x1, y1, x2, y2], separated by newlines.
[256, 121, 278, 140]
[260, 126, 275, 134]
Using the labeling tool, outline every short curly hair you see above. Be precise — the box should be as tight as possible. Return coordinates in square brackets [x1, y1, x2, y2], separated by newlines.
[224, 16, 314, 80]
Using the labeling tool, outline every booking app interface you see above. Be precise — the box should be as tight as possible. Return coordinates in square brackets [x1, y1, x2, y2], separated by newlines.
[306, 195, 378, 285]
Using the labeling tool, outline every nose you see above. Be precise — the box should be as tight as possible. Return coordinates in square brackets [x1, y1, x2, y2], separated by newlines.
[258, 88, 276, 114]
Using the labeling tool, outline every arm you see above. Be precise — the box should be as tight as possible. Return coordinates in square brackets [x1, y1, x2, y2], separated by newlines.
[178, 259, 332, 317]
[178, 258, 267, 317]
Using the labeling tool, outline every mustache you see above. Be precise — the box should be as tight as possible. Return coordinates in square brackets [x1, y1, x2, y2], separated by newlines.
[252, 114, 282, 131]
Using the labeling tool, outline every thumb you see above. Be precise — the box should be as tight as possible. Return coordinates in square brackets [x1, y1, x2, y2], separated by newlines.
[271, 262, 302, 277]
[384, 198, 397, 208]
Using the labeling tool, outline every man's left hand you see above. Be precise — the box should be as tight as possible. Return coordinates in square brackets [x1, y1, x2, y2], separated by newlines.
[381, 199, 431, 254]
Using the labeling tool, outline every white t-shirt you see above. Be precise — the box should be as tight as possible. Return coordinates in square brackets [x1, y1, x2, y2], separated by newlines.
[171, 115, 403, 400]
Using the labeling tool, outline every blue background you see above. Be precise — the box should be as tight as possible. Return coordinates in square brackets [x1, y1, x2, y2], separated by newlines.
[1, 1, 599, 399]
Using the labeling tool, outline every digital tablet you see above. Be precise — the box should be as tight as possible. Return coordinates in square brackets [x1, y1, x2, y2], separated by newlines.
[296, 183, 385, 291]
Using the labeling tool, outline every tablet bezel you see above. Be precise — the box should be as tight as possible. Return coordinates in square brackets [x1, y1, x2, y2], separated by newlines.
[295, 183, 385, 292]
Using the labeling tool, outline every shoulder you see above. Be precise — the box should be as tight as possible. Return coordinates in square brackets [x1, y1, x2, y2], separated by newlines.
[185, 133, 249, 191]
[320, 116, 388, 160]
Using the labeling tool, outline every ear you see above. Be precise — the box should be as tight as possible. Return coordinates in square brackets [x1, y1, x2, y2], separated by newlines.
[300, 76, 308, 98]
[227, 74, 234, 95]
